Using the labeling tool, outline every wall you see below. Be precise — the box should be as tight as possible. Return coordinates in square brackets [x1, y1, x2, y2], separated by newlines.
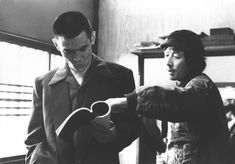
[0, 0, 98, 44]
[98, 0, 235, 86]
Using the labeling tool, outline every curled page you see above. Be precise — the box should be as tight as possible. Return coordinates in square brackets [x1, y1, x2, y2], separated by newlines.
[56, 101, 110, 140]
[91, 101, 111, 128]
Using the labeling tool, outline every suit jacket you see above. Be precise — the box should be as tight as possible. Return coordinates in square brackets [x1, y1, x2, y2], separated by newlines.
[25, 54, 140, 164]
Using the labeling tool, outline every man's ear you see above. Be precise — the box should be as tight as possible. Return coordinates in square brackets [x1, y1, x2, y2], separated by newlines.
[52, 38, 60, 51]
[90, 31, 96, 45]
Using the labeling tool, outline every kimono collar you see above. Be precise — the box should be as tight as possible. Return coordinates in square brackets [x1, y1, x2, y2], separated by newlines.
[176, 72, 202, 87]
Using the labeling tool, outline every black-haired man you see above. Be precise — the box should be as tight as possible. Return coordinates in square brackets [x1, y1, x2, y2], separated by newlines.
[25, 11, 140, 164]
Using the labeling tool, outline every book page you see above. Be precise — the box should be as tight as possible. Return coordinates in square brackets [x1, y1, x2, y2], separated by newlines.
[91, 101, 111, 128]
[56, 107, 93, 140]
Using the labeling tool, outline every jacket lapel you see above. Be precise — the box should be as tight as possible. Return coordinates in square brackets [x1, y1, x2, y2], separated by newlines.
[49, 63, 71, 130]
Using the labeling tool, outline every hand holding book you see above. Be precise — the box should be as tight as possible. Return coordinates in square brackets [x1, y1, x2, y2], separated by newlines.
[56, 101, 111, 140]
[90, 120, 117, 143]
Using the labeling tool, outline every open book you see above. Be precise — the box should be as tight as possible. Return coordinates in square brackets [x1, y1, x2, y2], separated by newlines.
[56, 101, 111, 140]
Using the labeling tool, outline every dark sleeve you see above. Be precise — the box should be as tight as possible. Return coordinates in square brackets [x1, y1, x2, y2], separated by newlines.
[24, 78, 46, 163]
[137, 75, 215, 122]
[109, 69, 140, 152]
[125, 91, 138, 113]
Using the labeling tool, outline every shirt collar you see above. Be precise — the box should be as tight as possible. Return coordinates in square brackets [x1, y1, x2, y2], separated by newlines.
[48, 54, 114, 86]
[48, 61, 69, 85]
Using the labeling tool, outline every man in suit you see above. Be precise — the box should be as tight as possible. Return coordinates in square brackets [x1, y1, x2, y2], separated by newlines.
[24, 11, 140, 164]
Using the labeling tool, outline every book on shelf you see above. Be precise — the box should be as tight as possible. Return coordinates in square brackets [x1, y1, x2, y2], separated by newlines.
[210, 27, 233, 35]
[56, 101, 111, 140]
[201, 34, 235, 46]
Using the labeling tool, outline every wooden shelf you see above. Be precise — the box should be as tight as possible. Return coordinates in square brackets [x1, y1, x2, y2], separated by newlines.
[131, 45, 235, 58]
[204, 45, 235, 56]
[131, 48, 163, 58]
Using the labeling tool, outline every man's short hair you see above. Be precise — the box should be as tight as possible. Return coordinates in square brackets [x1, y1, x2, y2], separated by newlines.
[53, 11, 92, 39]
[161, 29, 206, 74]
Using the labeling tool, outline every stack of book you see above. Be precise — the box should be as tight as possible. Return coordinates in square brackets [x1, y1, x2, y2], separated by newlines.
[201, 27, 235, 46]
[133, 41, 161, 51]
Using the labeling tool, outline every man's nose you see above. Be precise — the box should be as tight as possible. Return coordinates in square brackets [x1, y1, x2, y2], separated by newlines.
[71, 51, 82, 61]
[166, 57, 173, 67]
[72, 56, 82, 62]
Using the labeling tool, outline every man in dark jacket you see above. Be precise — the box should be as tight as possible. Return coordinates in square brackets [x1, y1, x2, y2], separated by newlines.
[24, 11, 140, 164]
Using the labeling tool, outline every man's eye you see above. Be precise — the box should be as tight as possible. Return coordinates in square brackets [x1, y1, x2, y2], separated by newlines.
[80, 46, 88, 51]
[63, 50, 73, 54]
[173, 53, 178, 57]
[164, 53, 169, 58]
[172, 51, 179, 56]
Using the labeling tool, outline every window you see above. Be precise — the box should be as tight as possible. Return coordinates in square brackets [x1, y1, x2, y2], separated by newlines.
[0, 40, 62, 158]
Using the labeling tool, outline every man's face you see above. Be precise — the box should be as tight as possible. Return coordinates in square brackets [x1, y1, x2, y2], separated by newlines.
[164, 46, 191, 81]
[53, 31, 95, 73]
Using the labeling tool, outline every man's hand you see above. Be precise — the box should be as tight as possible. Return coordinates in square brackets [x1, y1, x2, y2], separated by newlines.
[90, 121, 117, 143]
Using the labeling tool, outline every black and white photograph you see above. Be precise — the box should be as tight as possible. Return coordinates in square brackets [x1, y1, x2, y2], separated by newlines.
[0, 0, 235, 164]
